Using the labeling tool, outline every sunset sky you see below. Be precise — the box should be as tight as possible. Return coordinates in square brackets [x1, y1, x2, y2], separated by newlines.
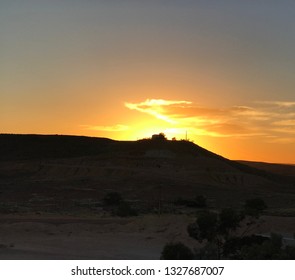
[1, 1, 295, 163]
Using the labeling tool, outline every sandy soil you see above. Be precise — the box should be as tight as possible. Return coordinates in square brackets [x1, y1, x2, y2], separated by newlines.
[0, 214, 196, 260]
[0, 214, 294, 260]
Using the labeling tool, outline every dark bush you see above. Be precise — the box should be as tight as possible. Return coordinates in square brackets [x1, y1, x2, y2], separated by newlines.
[115, 201, 138, 217]
[161, 242, 194, 260]
[174, 195, 207, 208]
[223, 235, 268, 259]
[194, 195, 207, 208]
[219, 208, 241, 235]
[187, 211, 218, 242]
[103, 192, 123, 206]
[244, 198, 267, 217]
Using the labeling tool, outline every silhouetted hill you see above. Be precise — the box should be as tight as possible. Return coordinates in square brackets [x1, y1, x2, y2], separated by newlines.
[0, 134, 114, 160]
[1, 134, 221, 160]
[0, 134, 285, 182]
[238, 160, 295, 178]
[1, 134, 294, 215]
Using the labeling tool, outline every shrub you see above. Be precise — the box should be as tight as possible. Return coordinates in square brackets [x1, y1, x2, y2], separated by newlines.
[115, 201, 138, 217]
[161, 242, 194, 260]
[244, 198, 267, 217]
[103, 192, 123, 206]
[194, 195, 207, 208]
[219, 208, 242, 235]
[174, 195, 207, 208]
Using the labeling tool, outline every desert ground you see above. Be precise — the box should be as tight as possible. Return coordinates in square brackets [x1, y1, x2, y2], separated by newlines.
[0, 135, 295, 259]
[0, 214, 294, 260]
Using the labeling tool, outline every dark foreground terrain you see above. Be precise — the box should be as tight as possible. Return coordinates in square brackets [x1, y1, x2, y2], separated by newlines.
[0, 134, 294, 259]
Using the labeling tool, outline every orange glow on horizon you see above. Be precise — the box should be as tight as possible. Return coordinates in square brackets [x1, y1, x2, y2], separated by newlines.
[79, 98, 295, 164]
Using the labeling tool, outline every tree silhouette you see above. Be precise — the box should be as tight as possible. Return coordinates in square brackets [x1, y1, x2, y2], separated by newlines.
[187, 209, 243, 259]
[187, 200, 267, 259]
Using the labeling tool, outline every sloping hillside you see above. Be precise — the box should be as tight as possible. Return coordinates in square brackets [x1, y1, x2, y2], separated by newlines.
[0, 134, 294, 215]
[0, 134, 114, 160]
[238, 160, 295, 177]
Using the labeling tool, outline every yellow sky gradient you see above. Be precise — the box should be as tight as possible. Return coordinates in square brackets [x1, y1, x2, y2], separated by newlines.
[1, 1, 295, 164]
[78, 98, 295, 164]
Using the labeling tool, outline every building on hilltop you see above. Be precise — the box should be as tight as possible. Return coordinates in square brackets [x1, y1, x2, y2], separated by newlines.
[151, 133, 167, 141]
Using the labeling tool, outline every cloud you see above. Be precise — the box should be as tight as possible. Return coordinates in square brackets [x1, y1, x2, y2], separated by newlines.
[126, 99, 192, 107]
[256, 101, 295, 108]
[270, 127, 295, 135]
[272, 119, 295, 126]
[125, 99, 191, 124]
[230, 106, 275, 121]
[82, 124, 129, 132]
[265, 136, 295, 144]
[125, 98, 295, 141]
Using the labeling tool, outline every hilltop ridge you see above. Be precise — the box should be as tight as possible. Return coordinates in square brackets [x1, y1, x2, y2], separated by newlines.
[0, 134, 286, 182]
[0, 133, 294, 215]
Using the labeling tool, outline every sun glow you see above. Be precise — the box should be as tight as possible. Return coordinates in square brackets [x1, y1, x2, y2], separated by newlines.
[125, 99, 192, 124]
[80, 97, 295, 163]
